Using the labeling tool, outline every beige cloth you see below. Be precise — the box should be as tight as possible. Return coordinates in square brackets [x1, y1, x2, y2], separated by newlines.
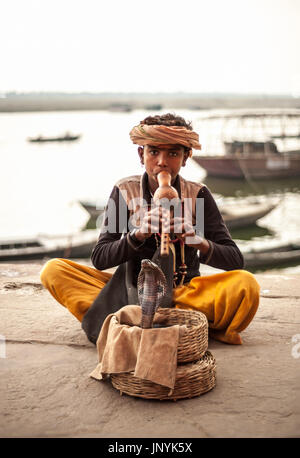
[89, 305, 183, 389]
[129, 124, 201, 152]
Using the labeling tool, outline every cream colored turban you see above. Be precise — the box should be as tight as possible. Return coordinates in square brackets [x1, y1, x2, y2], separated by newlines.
[129, 124, 201, 156]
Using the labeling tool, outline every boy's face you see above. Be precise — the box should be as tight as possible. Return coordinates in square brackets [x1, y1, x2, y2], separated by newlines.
[138, 144, 189, 188]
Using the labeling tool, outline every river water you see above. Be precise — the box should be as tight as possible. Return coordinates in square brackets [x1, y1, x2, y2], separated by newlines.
[1, 108, 299, 272]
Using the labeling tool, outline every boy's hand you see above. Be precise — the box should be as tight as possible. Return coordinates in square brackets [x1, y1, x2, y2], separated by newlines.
[166, 216, 208, 251]
[135, 210, 210, 254]
[135, 207, 168, 241]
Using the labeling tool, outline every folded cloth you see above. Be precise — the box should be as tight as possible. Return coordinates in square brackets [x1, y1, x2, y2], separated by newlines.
[134, 327, 179, 389]
[89, 305, 181, 389]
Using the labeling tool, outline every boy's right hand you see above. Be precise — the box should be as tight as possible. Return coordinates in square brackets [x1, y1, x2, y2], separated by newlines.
[135, 206, 169, 241]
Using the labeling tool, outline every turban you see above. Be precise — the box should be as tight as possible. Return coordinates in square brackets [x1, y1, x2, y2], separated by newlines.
[129, 124, 201, 156]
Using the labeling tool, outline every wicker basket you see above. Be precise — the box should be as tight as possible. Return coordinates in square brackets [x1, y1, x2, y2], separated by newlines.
[154, 308, 208, 363]
[111, 351, 216, 401]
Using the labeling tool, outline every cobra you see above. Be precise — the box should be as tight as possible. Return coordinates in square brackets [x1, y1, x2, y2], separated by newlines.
[137, 259, 168, 329]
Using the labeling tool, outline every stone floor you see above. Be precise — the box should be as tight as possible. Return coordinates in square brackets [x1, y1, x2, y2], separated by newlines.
[0, 261, 299, 438]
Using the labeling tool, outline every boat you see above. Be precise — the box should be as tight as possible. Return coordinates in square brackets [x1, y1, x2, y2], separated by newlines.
[219, 198, 277, 230]
[243, 241, 300, 271]
[107, 104, 132, 112]
[28, 132, 81, 143]
[144, 104, 163, 111]
[192, 146, 300, 179]
[192, 110, 300, 179]
[0, 230, 98, 262]
[79, 198, 277, 231]
[270, 134, 300, 139]
[79, 201, 106, 220]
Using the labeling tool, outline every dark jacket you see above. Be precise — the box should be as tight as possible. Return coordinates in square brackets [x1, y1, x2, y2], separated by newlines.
[91, 172, 244, 281]
[81, 173, 243, 343]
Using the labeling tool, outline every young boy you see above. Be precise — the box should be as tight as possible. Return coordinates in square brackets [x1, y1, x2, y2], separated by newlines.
[40, 113, 260, 345]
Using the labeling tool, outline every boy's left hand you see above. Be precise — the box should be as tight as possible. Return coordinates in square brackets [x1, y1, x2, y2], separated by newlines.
[164, 216, 204, 247]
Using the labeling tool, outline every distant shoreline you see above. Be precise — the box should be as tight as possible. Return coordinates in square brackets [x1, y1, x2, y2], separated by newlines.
[0, 92, 299, 112]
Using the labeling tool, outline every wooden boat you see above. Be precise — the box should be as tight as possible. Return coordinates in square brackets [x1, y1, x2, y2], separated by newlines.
[270, 134, 300, 139]
[79, 201, 106, 220]
[0, 230, 98, 262]
[28, 133, 81, 143]
[192, 149, 300, 179]
[220, 199, 277, 230]
[108, 104, 132, 112]
[79, 199, 277, 231]
[243, 241, 300, 270]
[192, 110, 300, 179]
[144, 104, 163, 110]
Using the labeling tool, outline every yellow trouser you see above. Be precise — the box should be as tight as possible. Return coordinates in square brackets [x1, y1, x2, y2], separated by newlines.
[40, 258, 260, 345]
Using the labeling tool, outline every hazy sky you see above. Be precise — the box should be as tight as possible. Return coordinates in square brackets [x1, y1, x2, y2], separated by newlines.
[1, 0, 300, 94]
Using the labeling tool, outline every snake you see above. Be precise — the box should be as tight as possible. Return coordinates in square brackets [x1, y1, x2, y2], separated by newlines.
[137, 259, 168, 329]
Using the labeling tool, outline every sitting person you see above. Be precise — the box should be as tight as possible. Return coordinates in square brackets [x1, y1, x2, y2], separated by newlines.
[40, 113, 260, 345]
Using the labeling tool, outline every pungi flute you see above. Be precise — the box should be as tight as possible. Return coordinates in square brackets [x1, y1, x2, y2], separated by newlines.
[153, 171, 179, 257]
